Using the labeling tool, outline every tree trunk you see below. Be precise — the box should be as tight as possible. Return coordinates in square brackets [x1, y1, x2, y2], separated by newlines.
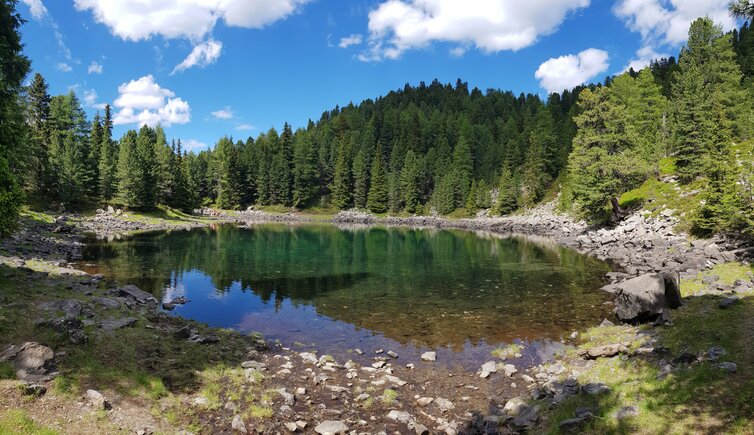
[610, 197, 623, 220]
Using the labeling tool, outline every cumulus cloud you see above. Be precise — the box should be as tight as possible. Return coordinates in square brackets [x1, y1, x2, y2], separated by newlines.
[360, 0, 589, 61]
[339, 34, 363, 48]
[83, 89, 107, 110]
[624, 45, 669, 71]
[211, 106, 234, 120]
[183, 139, 209, 151]
[57, 62, 72, 72]
[236, 124, 255, 131]
[73, 0, 309, 41]
[614, 0, 736, 47]
[535, 48, 609, 94]
[112, 75, 190, 127]
[22, 0, 48, 20]
[172, 39, 223, 74]
[88, 61, 103, 74]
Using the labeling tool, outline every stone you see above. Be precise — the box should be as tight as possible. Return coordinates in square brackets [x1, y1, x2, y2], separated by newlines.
[387, 351, 398, 358]
[119, 285, 157, 304]
[0, 342, 55, 382]
[86, 389, 109, 410]
[68, 329, 87, 345]
[416, 397, 433, 406]
[600, 318, 615, 327]
[23, 384, 47, 397]
[502, 397, 528, 416]
[582, 382, 611, 395]
[706, 347, 727, 361]
[91, 297, 120, 309]
[300, 352, 318, 365]
[413, 423, 430, 435]
[614, 405, 639, 420]
[100, 317, 138, 332]
[559, 416, 589, 431]
[716, 362, 737, 373]
[479, 361, 498, 378]
[719, 297, 739, 309]
[314, 420, 348, 434]
[387, 410, 412, 424]
[421, 351, 436, 362]
[435, 397, 455, 412]
[611, 273, 683, 322]
[285, 422, 298, 432]
[231, 414, 247, 433]
[295, 387, 306, 395]
[241, 361, 267, 371]
[579, 344, 630, 360]
[162, 303, 176, 311]
[671, 352, 697, 365]
[278, 388, 295, 406]
[502, 363, 517, 377]
[507, 406, 539, 431]
[39, 299, 82, 317]
[192, 397, 209, 406]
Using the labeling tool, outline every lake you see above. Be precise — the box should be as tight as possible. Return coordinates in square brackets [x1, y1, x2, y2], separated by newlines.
[79, 224, 613, 368]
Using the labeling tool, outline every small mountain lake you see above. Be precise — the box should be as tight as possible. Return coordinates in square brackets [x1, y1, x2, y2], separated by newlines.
[79, 224, 614, 368]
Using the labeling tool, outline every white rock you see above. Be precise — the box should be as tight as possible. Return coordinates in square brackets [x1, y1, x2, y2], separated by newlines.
[421, 351, 436, 362]
[231, 414, 248, 433]
[479, 361, 498, 378]
[314, 420, 348, 434]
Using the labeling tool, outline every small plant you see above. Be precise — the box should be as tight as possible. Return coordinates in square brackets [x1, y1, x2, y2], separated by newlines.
[382, 388, 398, 404]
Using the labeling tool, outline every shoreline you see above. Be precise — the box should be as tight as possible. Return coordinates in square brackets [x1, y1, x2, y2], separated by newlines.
[2, 206, 753, 433]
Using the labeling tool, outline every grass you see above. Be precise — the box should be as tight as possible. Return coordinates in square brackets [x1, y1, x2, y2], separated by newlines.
[0, 409, 58, 435]
[618, 176, 705, 233]
[541, 289, 754, 434]
[120, 205, 214, 225]
[491, 342, 523, 360]
[0, 361, 15, 379]
[680, 262, 754, 297]
[382, 388, 398, 405]
[19, 208, 56, 224]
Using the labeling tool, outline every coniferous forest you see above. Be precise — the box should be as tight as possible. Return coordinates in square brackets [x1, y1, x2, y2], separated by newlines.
[3, 1, 754, 237]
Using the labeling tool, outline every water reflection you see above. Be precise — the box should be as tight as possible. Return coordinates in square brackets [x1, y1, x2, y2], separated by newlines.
[80, 224, 613, 367]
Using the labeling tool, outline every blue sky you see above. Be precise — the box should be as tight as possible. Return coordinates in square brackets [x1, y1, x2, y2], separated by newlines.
[18, 0, 738, 151]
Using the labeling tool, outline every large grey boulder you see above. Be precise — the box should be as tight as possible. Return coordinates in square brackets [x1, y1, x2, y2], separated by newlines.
[0, 342, 56, 382]
[608, 272, 682, 322]
[118, 285, 157, 304]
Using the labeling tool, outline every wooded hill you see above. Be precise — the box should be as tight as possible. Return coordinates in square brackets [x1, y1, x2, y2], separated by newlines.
[5, 1, 754, 237]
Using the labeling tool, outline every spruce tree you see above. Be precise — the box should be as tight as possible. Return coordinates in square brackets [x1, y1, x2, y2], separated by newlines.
[400, 150, 420, 213]
[215, 137, 242, 210]
[352, 149, 369, 209]
[331, 137, 353, 209]
[367, 153, 388, 213]
[292, 134, 317, 208]
[495, 165, 518, 215]
[116, 130, 139, 207]
[134, 125, 157, 209]
[432, 173, 456, 215]
[98, 105, 117, 202]
[25, 72, 51, 197]
[88, 113, 103, 198]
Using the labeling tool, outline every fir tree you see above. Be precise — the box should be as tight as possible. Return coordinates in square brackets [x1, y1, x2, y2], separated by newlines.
[352, 149, 369, 209]
[331, 137, 353, 209]
[367, 153, 388, 213]
[116, 130, 139, 207]
[292, 133, 318, 208]
[400, 150, 420, 213]
[495, 165, 518, 215]
[215, 137, 242, 210]
[25, 72, 51, 197]
[98, 105, 117, 202]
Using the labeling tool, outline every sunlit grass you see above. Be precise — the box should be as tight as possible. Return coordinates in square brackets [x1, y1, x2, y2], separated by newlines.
[0, 409, 58, 435]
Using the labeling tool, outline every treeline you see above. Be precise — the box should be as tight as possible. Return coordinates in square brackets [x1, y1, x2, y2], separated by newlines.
[2, 0, 754, 237]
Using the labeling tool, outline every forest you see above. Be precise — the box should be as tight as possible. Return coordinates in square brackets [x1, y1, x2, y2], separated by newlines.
[3, 0, 754, 237]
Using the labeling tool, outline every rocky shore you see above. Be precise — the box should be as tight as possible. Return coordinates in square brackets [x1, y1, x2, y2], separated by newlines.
[1, 205, 753, 434]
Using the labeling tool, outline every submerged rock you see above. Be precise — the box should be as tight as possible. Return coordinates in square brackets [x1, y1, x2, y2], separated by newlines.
[420, 351, 436, 362]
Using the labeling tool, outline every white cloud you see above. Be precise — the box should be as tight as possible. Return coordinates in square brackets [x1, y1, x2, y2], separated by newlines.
[236, 123, 255, 131]
[22, 0, 48, 21]
[535, 48, 609, 93]
[183, 139, 209, 151]
[73, 0, 309, 41]
[338, 34, 363, 48]
[361, 0, 589, 61]
[88, 61, 103, 74]
[172, 39, 223, 74]
[112, 75, 191, 127]
[83, 89, 107, 110]
[624, 45, 669, 72]
[212, 106, 234, 120]
[57, 62, 72, 72]
[614, 0, 736, 47]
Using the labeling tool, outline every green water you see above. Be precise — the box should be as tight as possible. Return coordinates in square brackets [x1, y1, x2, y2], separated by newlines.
[81, 224, 613, 367]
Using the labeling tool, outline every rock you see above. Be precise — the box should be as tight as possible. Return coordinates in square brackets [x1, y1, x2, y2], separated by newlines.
[192, 397, 209, 406]
[706, 346, 727, 361]
[507, 406, 539, 431]
[387, 351, 398, 358]
[421, 351, 436, 362]
[611, 273, 682, 322]
[413, 423, 430, 435]
[39, 299, 83, 317]
[702, 275, 720, 285]
[0, 342, 56, 382]
[559, 416, 589, 431]
[719, 297, 739, 309]
[435, 397, 455, 413]
[600, 318, 615, 327]
[231, 414, 247, 433]
[100, 317, 138, 332]
[715, 362, 737, 373]
[387, 410, 412, 424]
[86, 389, 110, 410]
[502, 363, 517, 377]
[118, 285, 157, 304]
[278, 388, 295, 406]
[582, 382, 611, 395]
[241, 360, 267, 371]
[671, 352, 698, 365]
[416, 397, 433, 406]
[285, 422, 298, 432]
[162, 303, 176, 311]
[479, 361, 498, 378]
[68, 329, 88, 345]
[300, 352, 318, 365]
[579, 344, 630, 359]
[314, 420, 348, 435]
[614, 405, 639, 420]
[91, 297, 120, 309]
[502, 397, 528, 416]
[174, 326, 193, 339]
[23, 384, 47, 397]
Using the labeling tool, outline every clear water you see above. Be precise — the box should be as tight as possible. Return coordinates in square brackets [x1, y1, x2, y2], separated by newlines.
[80, 224, 613, 368]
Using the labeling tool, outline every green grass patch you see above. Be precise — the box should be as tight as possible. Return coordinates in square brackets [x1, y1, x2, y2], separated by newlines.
[680, 262, 754, 297]
[0, 409, 58, 435]
[0, 361, 15, 379]
[382, 388, 398, 405]
[491, 342, 523, 360]
[658, 157, 677, 175]
[19, 208, 56, 224]
[618, 176, 704, 233]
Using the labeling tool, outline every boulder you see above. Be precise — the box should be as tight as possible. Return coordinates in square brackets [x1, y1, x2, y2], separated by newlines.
[0, 342, 56, 382]
[578, 344, 630, 359]
[118, 285, 157, 304]
[314, 420, 348, 434]
[86, 389, 110, 410]
[39, 299, 83, 317]
[610, 272, 682, 322]
[420, 351, 436, 362]
[100, 317, 138, 332]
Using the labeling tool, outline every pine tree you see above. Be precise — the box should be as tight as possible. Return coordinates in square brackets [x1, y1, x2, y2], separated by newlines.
[215, 137, 242, 210]
[98, 105, 117, 202]
[331, 137, 353, 209]
[367, 153, 388, 213]
[352, 149, 369, 209]
[25, 72, 51, 197]
[495, 165, 518, 215]
[292, 133, 318, 208]
[400, 150, 420, 213]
